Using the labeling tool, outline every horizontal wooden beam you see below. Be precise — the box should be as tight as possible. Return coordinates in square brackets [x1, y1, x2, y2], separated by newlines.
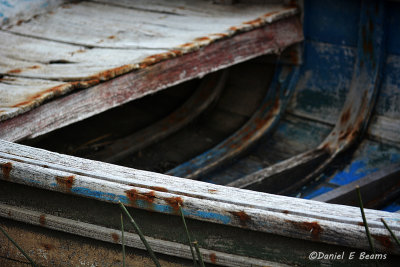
[0, 204, 282, 267]
[0, 139, 399, 255]
[0, 16, 302, 142]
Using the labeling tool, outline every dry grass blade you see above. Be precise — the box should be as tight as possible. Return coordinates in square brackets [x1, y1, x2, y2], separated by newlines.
[118, 201, 161, 267]
[356, 186, 375, 253]
[381, 218, 400, 248]
[121, 213, 126, 267]
[178, 203, 198, 267]
[0, 224, 37, 267]
[192, 241, 205, 267]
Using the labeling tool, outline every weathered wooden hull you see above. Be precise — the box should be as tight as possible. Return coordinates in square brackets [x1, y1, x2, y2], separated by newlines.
[1, 0, 400, 266]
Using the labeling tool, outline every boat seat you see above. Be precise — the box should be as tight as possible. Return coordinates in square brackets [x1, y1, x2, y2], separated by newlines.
[0, 0, 302, 142]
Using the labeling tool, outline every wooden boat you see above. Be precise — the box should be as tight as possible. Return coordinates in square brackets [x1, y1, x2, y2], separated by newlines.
[1, 0, 399, 266]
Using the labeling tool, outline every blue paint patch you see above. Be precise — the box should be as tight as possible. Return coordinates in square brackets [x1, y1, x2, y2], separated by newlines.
[292, 41, 355, 123]
[27, 179, 43, 185]
[304, 0, 360, 46]
[0, 0, 13, 8]
[71, 187, 121, 202]
[184, 209, 231, 225]
[41, 1, 49, 8]
[375, 54, 400, 117]
[329, 160, 378, 186]
[303, 186, 334, 199]
[387, 1, 400, 55]
[67, 186, 231, 225]
[381, 202, 400, 213]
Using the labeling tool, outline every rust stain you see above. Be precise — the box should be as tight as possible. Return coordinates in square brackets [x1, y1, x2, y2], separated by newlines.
[164, 197, 183, 211]
[372, 234, 393, 249]
[41, 243, 54, 251]
[87, 64, 134, 81]
[7, 68, 22, 74]
[262, 11, 280, 18]
[93, 64, 134, 81]
[125, 189, 157, 205]
[39, 214, 46, 226]
[208, 189, 218, 194]
[139, 51, 179, 68]
[170, 49, 183, 56]
[194, 36, 210, 42]
[230, 211, 251, 227]
[288, 220, 323, 240]
[11, 84, 70, 108]
[111, 233, 119, 243]
[28, 65, 40, 69]
[149, 186, 168, 192]
[107, 35, 116, 39]
[143, 191, 156, 203]
[362, 26, 374, 58]
[288, 49, 300, 65]
[211, 33, 228, 38]
[1, 162, 12, 180]
[126, 188, 139, 203]
[209, 253, 217, 264]
[243, 18, 263, 26]
[340, 108, 351, 125]
[70, 78, 100, 89]
[358, 222, 364, 226]
[179, 42, 195, 48]
[55, 175, 75, 191]
[282, 210, 290, 214]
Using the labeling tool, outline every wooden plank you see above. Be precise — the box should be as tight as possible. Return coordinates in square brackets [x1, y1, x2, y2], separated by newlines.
[0, 140, 399, 255]
[0, 204, 284, 267]
[0, 0, 64, 28]
[0, 0, 298, 122]
[0, 16, 303, 141]
[6, 1, 297, 50]
[0, 30, 166, 80]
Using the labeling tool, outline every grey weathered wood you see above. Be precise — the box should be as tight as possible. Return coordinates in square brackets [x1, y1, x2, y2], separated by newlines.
[0, 0, 64, 28]
[227, 148, 328, 191]
[91, 70, 228, 163]
[0, 0, 298, 122]
[0, 16, 303, 141]
[0, 139, 399, 254]
[0, 203, 285, 267]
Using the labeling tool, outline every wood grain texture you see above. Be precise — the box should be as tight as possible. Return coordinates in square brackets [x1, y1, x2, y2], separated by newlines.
[0, 203, 286, 267]
[0, 16, 303, 141]
[0, 140, 399, 254]
[0, 0, 298, 122]
[0, 0, 64, 28]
